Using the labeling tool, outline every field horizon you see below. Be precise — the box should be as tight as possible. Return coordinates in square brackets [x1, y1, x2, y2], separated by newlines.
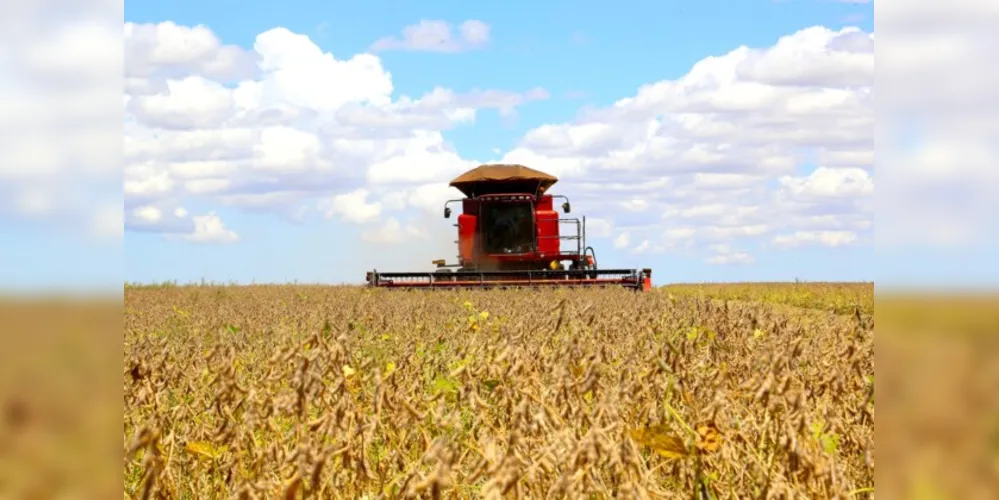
[124, 280, 875, 289]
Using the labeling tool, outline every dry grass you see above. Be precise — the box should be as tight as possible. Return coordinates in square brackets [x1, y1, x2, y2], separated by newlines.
[124, 284, 874, 498]
[1, 299, 120, 498]
[664, 282, 873, 316]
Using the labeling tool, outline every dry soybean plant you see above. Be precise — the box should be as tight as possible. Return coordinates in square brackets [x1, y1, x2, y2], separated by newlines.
[124, 284, 874, 498]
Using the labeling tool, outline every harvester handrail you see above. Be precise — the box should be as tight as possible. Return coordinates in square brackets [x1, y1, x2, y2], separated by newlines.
[537, 217, 586, 255]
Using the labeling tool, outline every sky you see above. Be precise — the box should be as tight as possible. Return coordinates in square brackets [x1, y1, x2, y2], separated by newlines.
[115, 1, 874, 283]
[1, 0, 990, 291]
[45, 0, 999, 292]
[112, 0, 883, 286]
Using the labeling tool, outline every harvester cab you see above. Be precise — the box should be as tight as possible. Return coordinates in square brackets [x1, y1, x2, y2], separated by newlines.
[365, 164, 652, 291]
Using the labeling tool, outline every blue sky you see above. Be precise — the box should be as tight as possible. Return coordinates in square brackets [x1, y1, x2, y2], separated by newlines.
[116, 0, 879, 287]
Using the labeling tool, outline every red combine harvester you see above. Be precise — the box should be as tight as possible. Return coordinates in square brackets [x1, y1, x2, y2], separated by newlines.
[365, 164, 652, 291]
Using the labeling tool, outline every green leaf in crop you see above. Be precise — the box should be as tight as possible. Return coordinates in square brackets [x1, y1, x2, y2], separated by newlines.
[686, 326, 699, 341]
[433, 377, 458, 394]
[821, 433, 840, 454]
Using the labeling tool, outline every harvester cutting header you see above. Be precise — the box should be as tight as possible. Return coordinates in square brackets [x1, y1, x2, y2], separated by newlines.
[366, 164, 652, 291]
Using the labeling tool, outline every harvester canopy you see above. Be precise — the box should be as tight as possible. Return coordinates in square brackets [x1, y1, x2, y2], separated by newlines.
[449, 163, 559, 197]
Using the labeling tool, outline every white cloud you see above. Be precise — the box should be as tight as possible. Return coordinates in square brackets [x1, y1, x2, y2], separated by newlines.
[614, 232, 630, 250]
[875, 0, 999, 256]
[124, 166, 174, 199]
[585, 218, 613, 238]
[772, 230, 858, 248]
[124, 21, 547, 246]
[120, 21, 881, 263]
[0, 0, 121, 242]
[369, 20, 491, 53]
[362, 217, 427, 244]
[133, 205, 163, 224]
[778, 167, 873, 200]
[690, 173, 761, 190]
[124, 20, 258, 81]
[15, 189, 55, 216]
[459, 20, 490, 46]
[318, 189, 382, 223]
[504, 27, 873, 183]
[704, 243, 755, 265]
[185, 178, 231, 195]
[632, 240, 651, 255]
[91, 203, 124, 240]
[185, 213, 239, 243]
[706, 252, 755, 265]
[664, 227, 697, 242]
[492, 25, 874, 262]
[619, 199, 650, 212]
[128, 76, 234, 129]
[124, 198, 195, 237]
[735, 26, 873, 88]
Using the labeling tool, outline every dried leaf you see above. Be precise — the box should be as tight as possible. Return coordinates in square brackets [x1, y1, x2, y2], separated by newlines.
[695, 423, 722, 453]
[184, 440, 226, 460]
[629, 424, 690, 459]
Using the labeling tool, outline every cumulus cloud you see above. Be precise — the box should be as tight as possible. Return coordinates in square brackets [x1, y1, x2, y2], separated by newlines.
[124, 20, 258, 82]
[613, 232, 630, 250]
[124, 21, 547, 243]
[772, 230, 859, 248]
[121, 20, 883, 265]
[499, 25, 875, 261]
[369, 20, 491, 53]
[706, 244, 755, 265]
[875, 0, 999, 258]
[362, 217, 427, 244]
[133, 205, 163, 224]
[91, 203, 124, 240]
[185, 213, 239, 243]
[778, 167, 873, 200]
[318, 189, 382, 223]
[632, 240, 652, 255]
[0, 0, 122, 243]
[585, 218, 613, 238]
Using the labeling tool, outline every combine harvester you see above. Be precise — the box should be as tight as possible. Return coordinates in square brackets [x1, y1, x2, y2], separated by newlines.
[365, 164, 653, 291]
